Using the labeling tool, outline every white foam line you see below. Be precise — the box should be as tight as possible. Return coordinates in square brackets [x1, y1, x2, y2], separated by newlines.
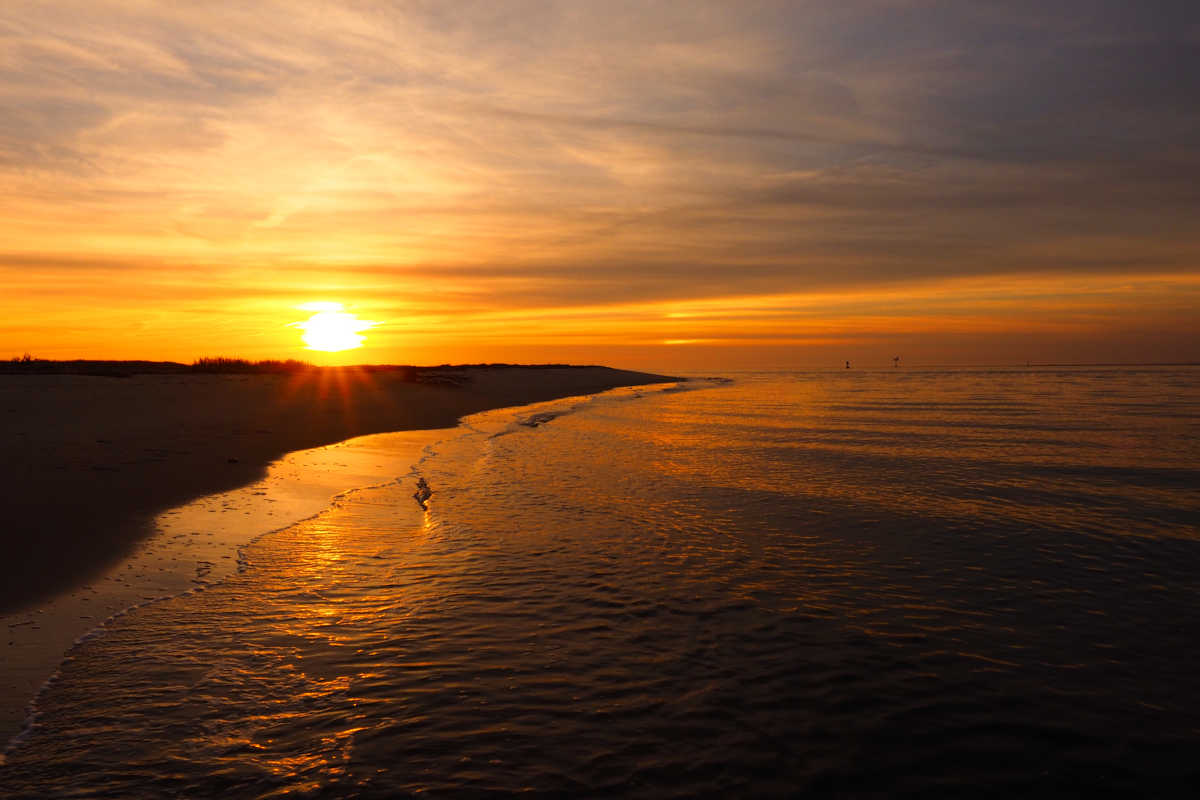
[488, 381, 703, 440]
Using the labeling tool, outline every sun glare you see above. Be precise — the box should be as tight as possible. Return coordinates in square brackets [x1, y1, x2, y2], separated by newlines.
[293, 302, 375, 352]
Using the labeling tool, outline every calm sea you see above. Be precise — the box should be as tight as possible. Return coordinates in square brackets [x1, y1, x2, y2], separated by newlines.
[3, 367, 1199, 797]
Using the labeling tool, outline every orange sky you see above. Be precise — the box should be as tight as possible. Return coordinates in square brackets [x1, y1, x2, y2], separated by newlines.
[2, 2, 1198, 370]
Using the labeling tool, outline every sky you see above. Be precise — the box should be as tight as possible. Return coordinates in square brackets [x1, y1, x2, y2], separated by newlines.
[2, 0, 1198, 369]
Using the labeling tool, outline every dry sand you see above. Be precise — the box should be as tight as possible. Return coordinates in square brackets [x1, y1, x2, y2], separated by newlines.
[0, 365, 673, 614]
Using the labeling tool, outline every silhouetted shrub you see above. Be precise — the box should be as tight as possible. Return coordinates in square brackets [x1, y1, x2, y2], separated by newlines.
[190, 358, 312, 374]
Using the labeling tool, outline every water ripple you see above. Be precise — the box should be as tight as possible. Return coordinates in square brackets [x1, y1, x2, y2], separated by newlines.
[3, 368, 1200, 797]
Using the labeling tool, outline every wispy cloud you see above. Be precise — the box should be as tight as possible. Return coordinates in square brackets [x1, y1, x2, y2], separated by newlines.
[1, 1, 1197, 364]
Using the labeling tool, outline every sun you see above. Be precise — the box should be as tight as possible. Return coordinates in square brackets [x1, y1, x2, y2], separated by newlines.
[293, 302, 375, 352]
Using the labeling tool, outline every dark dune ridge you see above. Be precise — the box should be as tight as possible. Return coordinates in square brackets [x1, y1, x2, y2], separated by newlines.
[0, 363, 675, 613]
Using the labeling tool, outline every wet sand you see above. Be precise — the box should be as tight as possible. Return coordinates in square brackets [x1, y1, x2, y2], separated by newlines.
[0, 366, 673, 615]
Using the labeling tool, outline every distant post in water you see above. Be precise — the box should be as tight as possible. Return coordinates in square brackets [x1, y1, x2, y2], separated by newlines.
[893, 355, 901, 368]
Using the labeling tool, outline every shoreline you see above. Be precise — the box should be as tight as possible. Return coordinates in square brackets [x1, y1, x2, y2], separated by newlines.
[1, 369, 678, 751]
[0, 365, 675, 614]
[2, 427, 448, 756]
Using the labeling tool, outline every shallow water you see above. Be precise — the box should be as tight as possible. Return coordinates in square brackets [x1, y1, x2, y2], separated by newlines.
[3, 368, 1199, 797]
[0, 429, 443, 746]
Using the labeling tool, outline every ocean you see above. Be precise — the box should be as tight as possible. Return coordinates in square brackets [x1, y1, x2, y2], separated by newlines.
[3, 367, 1199, 797]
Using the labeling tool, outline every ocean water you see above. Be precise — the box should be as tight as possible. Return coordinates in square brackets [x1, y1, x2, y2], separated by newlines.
[3, 367, 1199, 798]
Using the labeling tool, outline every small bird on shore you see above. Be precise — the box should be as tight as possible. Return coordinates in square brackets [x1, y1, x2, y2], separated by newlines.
[413, 477, 432, 510]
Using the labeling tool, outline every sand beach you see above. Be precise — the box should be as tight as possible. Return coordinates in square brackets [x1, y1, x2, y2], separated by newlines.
[0, 365, 673, 614]
[0, 364, 674, 747]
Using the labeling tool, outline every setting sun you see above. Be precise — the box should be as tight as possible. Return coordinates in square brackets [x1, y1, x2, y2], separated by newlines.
[293, 302, 375, 352]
